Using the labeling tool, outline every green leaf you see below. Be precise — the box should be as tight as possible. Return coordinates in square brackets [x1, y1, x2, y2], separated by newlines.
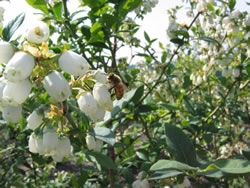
[52, 2, 63, 20]
[118, 0, 143, 18]
[198, 169, 228, 178]
[2, 12, 25, 41]
[144, 31, 150, 42]
[150, 160, 198, 171]
[202, 159, 250, 174]
[228, 0, 236, 10]
[25, 0, 49, 15]
[87, 151, 116, 169]
[89, 127, 116, 146]
[199, 36, 221, 47]
[173, 30, 189, 39]
[165, 124, 198, 167]
[129, 85, 144, 104]
[170, 38, 184, 45]
[150, 170, 183, 180]
[206, 3, 214, 11]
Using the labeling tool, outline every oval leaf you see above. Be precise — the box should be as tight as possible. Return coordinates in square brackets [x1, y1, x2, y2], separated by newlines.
[2, 12, 25, 41]
[150, 160, 198, 171]
[165, 124, 199, 167]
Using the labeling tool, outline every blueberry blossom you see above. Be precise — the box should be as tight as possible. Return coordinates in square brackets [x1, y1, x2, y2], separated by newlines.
[2, 105, 22, 123]
[4, 52, 35, 82]
[0, 41, 15, 64]
[27, 110, 44, 130]
[26, 21, 49, 44]
[93, 83, 113, 112]
[3, 79, 32, 106]
[58, 50, 89, 76]
[77, 90, 97, 117]
[52, 137, 71, 162]
[43, 71, 71, 102]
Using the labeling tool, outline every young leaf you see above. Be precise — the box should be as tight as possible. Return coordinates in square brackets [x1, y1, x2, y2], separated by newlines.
[199, 36, 221, 47]
[202, 159, 250, 174]
[25, 0, 49, 15]
[52, 2, 63, 20]
[228, 0, 236, 11]
[2, 12, 25, 41]
[144, 31, 150, 42]
[150, 170, 183, 180]
[89, 127, 116, 146]
[87, 151, 116, 169]
[165, 124, 199, 167]
[150, 160, 198, 171]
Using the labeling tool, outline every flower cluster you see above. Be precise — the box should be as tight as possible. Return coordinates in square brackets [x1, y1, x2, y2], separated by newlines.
[0, 19, 118, 162]
[28, 126, 72, 162]
[135, 0, 159, 15]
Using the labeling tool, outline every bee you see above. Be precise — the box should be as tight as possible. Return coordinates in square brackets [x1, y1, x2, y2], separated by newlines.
[107, 73, 125, 100]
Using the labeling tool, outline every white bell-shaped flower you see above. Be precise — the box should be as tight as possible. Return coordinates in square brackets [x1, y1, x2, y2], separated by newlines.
[89, 105, 106, 122]
[0, 78, 7, 109]
[52, 137, 71, 162]
[167, 22, 179, 40]
[26, 21, 49, 44]
[140, 179, 150, 188]
[43, 126, 58, 154]
[2, 105, 22, 123]
[4, 52, 35, 82]
[43, 71, 71, 102]
[95, 139, 103, 152]
[58, 50, 89, 76]
[77, 90, 97, 116]
[93, 83, 113, 111]
[3, 79, 32, 106]
[0, 41, 15, 64]
[27, 110, 43, 130]
[86, 135, 96, 151]
[35, 135, 46, 155]
[28, 133, 38, 153]
[94, 69, 108, 84]
[232, 68, 240, 78]
[195, 75, 203, 85]
[132, 180, 141, 188]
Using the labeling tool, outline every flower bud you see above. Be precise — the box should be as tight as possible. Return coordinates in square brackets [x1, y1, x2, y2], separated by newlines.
[232, 68, 240, 78]
[4, 52, 35, 82]
[35, 135, 46, 155]
[28, 133, 38, 153]
[140, 179, 150, 188]
[77, 90, 97, 116]
[43, 126, 58, 154]
[0, 78, 7, 109]
[230, 10, 240, 19]
[195, 75, 202, 85]
[94, 69, 108, 84]
[26, 21, 49, 44]
[0, 41, 15, 64]
[95, 139, 103, 152]
[167, 22, 179, 40]
[93, 83, 113, 111]
[58, 50, 89, 76]
[42, 71, 71, 102]
[89, 104, 106, 122]
[86, 135, 96, 151]
[52, 137, 71, 162]
[132, 180, 141, 188]
[27, 110, 43, 130]
[2, 105, 22, 123]
[3, 79, 32, 106]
